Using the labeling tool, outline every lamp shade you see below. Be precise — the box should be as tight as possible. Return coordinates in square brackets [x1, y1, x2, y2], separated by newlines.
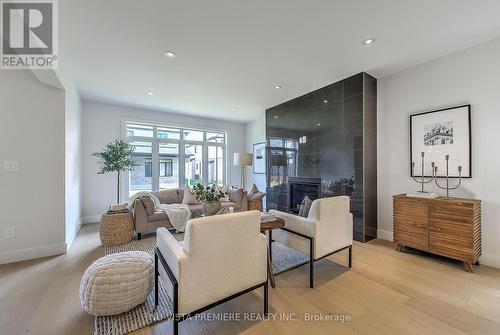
[234, 153, 253, 166]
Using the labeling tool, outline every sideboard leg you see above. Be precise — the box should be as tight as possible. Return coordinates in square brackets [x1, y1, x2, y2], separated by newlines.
[394, 243, 402, 252]
[474, 260, 480, 266]
[463, 262, 474, 272]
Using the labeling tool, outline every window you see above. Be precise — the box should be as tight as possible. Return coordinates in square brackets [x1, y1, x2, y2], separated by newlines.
[129, 141, 153, 194]
[145, 160, 152, 178]
[126, 122, 226, 197]
[185, 144, 203, 186]
[160, 159, 173, 177]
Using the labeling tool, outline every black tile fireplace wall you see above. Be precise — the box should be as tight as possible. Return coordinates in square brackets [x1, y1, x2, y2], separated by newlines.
[266, 72, 377, 242]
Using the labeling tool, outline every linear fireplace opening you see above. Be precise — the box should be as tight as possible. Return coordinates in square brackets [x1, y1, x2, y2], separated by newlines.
[288, 177, 322, 214]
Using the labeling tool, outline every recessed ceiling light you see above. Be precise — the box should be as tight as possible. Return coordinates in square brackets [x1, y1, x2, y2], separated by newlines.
[147, 91, 155, 96]
[274, 85, 282, 90]
[231, 106, 237, 111]
[362, 38, 375, 45]
[273, 115, 279, 119]
[323, 99, 328, 103]
[317, 123, 321, 126]
[164, 50, 176, 58]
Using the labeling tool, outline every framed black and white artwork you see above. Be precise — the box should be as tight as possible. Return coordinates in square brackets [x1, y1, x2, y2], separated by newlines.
[410, 104, 471, 178]
[253, 142, 266, 174]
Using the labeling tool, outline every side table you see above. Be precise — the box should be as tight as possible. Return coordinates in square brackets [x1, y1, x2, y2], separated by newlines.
[100, 211, 134, 246]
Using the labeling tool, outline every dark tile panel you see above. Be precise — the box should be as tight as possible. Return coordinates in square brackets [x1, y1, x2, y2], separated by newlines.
[265, 72, 377, 242]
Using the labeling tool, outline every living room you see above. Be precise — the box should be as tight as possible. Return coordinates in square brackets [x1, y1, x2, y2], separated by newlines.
[2, 1, 500, 335]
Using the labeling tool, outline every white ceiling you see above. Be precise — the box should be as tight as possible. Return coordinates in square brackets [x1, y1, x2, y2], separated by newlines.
[61, 0, 500, 123]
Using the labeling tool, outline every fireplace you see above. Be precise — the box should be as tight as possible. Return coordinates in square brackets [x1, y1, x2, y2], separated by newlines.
[288, 177, 322, 214]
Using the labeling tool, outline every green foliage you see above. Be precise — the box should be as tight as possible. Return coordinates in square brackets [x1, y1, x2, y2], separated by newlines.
[190, 183, 228, 202]
[92, 139, 138, 174]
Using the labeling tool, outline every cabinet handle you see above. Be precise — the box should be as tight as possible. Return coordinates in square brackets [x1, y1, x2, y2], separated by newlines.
[416, 224, 426, 228]
[430, 227, 442, 232]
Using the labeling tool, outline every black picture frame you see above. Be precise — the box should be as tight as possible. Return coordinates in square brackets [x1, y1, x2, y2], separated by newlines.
[253, 142, 266, 174]
[410, 104, 472, 178]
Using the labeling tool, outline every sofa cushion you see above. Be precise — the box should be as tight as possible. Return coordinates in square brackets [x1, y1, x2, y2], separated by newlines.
[182, 185, 200, 205]
[139, 196, 155, 216]
[153, 189, 179, 204]
[149, 211, 169, 222]
[229, 188, 244, 204]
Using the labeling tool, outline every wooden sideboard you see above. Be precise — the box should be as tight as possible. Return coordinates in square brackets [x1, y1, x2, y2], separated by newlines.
[393, 194, 481, 272]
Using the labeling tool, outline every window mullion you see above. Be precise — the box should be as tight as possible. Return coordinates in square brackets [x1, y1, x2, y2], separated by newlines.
[152, 127, 160, 191]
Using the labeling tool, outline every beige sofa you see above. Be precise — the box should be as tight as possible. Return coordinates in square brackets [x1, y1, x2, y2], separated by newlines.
[133, 188, 248, 239]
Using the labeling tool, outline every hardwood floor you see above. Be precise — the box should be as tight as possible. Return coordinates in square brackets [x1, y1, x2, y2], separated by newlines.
[2, 223, 500, 335]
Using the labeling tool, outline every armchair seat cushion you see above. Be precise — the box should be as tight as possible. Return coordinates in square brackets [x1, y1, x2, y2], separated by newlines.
[269, 210, 316, 237]
[270, 196, 353, 259]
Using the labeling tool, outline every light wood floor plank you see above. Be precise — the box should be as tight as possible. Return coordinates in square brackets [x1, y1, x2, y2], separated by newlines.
[1, 223, 500, 335]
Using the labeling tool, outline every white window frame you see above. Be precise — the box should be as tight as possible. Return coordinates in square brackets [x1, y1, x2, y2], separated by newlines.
[122, 118, 227, 201]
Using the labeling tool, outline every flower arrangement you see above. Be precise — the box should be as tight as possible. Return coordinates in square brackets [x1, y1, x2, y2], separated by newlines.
[191, 183, 228, 203]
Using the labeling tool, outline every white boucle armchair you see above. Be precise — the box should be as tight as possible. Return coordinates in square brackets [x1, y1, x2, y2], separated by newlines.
[269, 196, 353, 288]
[155, 211, 268, 335]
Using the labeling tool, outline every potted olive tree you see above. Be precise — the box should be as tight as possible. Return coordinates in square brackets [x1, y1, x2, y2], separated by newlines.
[92, 139, 137, 204]
[191, 183, 228, 216]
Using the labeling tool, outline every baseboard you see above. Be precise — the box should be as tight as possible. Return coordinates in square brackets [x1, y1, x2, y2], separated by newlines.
[377, 229, 393, 241]
[479, 252, 500, 269]
[0, 243, 67, 265]
[80, 215, 101, 224]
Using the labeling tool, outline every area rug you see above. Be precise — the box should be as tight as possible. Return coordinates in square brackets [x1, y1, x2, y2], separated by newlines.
[97, 236, 309, 335]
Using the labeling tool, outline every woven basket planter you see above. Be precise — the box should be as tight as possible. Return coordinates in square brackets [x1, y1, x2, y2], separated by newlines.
[99, 212, 134, 246]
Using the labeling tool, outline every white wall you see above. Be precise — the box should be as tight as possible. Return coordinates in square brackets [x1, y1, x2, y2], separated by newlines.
[378, 37, 500, 267]
[245, 113, 267, 194]
[0, 70, 66, 264]
[64, 85, 82, 247]
[81, 100, 247, 222]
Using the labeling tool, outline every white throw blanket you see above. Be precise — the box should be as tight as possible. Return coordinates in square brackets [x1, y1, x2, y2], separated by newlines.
[156, 203, 191, 232]
[129, 192, 191, 232]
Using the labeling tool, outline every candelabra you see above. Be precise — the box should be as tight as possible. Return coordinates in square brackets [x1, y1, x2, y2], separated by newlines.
[411, 152, 435, 194]
[434, 155, 462, 198]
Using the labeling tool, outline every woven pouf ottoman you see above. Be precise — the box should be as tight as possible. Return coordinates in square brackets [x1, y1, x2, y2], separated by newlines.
[80, 251, 154, 316]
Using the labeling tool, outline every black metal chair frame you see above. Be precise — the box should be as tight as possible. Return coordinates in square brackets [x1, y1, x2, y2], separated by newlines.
[154, 247, 268, 335]
[271, 227, 352, 288]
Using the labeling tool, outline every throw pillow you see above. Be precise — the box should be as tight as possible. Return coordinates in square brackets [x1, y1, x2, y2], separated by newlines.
[229, 188, 244, 204]
[182, 185, 200, 205]
[139, 196, 155, 216]
[298, 196, 313, 218]
[248, 183, 259, 198]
